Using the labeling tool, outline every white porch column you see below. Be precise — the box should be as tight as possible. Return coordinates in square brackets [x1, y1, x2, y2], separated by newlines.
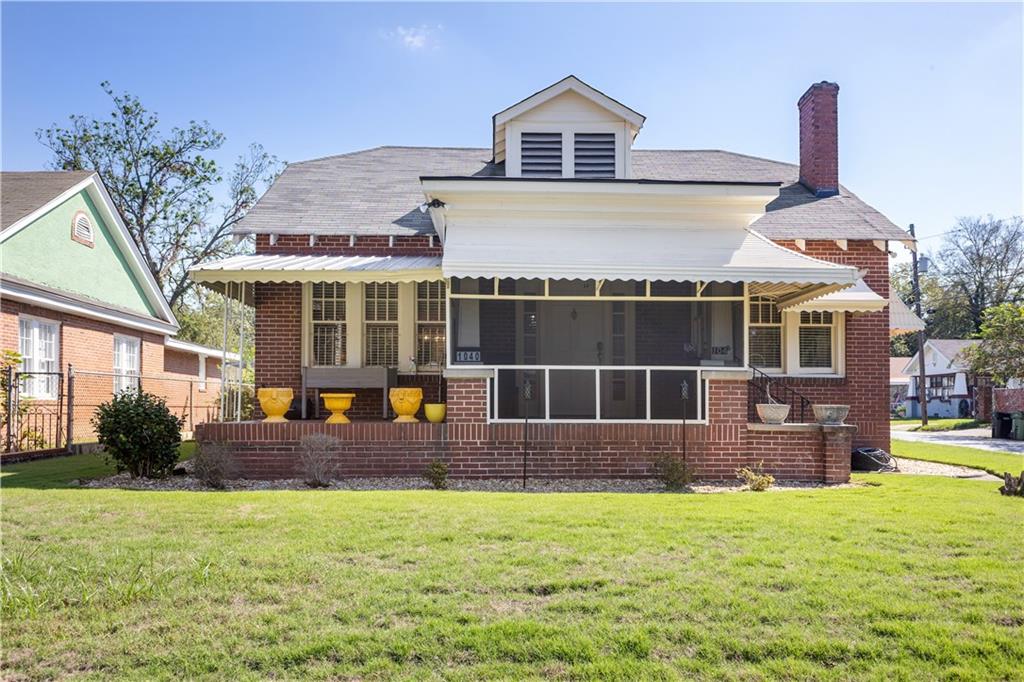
[398, 281, 416, 372]
[345, 282, 364, 367]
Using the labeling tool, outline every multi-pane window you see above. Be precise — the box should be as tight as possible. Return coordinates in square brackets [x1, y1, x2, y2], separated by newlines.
[748, 296, 782, 369]
[927, 374, 955, 401]
[312, 282, 346, 366]
[416, 281, 446, 368]
[365, 282, 399, 367]
[798, 311, 834, 370]
[18, 317, 59, 398]
[113, 335, 141, 393]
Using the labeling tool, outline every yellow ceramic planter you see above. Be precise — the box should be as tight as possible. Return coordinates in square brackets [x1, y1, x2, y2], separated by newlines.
[257, 387, 293, 423]
[389, 387, 423, 423]
[321, 392, 356, 424]
[424, 403, 447, 424]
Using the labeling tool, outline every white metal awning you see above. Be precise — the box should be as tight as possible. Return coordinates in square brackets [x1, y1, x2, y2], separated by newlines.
[190, 254, 443, 302]
[888, 295, 926, 336]
[442, 224, 861, 292]
[781, 278, 887, 313]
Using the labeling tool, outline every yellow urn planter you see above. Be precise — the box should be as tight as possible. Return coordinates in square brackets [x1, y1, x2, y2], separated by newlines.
[389, 387, 423, 423]
[257, 387, 293, 423]
[321, 393, 356, 424]
[424, 403, 447, 424]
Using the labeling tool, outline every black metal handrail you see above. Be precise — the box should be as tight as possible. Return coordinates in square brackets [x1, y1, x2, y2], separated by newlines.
[747, 367, 814, 423]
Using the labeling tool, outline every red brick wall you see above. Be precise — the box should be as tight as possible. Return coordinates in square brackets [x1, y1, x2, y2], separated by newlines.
[769, 239, 890, 451]
[994, 388, 1024, 414]
[2, 299, 226, 444]
[255, 234, 440, 257]
[254, 282, 303, 395]
[197, 378, 854, 482]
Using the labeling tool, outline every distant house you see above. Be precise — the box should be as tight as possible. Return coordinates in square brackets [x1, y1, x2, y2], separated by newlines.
[890, 357, 912, 416]
[0, 171, 236, 452]
[901, 339, 981, 419]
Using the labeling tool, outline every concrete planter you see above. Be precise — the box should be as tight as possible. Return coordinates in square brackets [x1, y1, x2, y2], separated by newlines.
[756, 403, 791, 425]
[813, 404, 850, 425]
[389, 387, 424, 423]
[257, 388, 293, 423]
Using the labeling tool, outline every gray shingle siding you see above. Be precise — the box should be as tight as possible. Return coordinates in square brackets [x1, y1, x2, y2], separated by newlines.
[234, 146, 908, 242]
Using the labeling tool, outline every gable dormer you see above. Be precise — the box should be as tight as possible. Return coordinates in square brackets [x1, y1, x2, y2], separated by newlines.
[493, 76, 645, 179]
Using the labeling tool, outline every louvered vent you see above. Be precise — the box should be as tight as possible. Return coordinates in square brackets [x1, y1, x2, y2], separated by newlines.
[72, 212, 94, 242]
[574, 133, 616, 178]
[521, 132, 562, 177]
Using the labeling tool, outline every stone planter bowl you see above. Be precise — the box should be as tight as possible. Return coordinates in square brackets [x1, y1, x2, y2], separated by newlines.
[389, 387, 424, 423]
[756, 403, 791, 425]
[257, 387, 293, 423]
[813, 404, 850, 425]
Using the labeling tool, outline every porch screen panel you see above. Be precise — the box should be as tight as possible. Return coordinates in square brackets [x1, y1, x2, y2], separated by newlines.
[649, 370, 699, 420]
[312, 282, 346, 366]
[365, 282, 399, 367]
[496, 369, 545, 419]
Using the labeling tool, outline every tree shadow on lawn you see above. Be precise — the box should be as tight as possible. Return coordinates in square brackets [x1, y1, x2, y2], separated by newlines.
[1, 442, 196, 490]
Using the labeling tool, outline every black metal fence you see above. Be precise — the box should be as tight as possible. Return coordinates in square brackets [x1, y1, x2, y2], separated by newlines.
[2, 364, 254, 456]
[2, 367, 68, 454]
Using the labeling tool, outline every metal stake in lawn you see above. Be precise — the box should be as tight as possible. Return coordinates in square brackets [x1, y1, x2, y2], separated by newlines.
[521, 375, 535, 489]
[680, 379, 690, 461]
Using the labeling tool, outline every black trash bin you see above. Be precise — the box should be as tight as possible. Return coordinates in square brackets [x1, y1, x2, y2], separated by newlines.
[992, 412, 1013, 439]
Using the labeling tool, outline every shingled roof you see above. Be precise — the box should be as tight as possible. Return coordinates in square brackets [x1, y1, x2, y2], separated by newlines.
[1, 170, 95, 231]
[233, 146, 908, 241]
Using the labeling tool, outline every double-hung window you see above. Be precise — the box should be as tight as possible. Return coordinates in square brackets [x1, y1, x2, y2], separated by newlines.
[365, 282, 399, 367]
[797, 311, 835, 371]
[312, 282, 346, 366]
[748, 297, 783, 370]
[18, 317, 59, 398]
[416, 281, 446, 369]
[113, 335, 141, 393]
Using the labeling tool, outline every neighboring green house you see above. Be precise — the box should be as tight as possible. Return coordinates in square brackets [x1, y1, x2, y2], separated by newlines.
[1, 170, 232, 451]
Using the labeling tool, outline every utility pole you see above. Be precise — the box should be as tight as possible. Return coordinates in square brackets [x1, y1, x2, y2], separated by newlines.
[909, 224, 928, 426]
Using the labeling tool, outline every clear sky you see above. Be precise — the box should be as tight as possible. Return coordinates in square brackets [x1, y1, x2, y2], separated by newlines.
[3, 2, 1021, 258]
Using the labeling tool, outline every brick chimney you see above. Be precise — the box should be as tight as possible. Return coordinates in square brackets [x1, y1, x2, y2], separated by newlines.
[798, 81, 840, 197]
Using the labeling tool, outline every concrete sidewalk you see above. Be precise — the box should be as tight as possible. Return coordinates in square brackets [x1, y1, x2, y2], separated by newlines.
[891, 427, 1024, 454]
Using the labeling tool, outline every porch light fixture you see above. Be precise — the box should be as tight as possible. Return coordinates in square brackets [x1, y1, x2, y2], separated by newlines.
[418, 199, 446, 213]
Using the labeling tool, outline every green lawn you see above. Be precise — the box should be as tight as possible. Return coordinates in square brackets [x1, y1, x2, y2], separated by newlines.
[890, 418, 983, 432]
[891, 440, 1024, 477]
[2, 455, 1022, 679]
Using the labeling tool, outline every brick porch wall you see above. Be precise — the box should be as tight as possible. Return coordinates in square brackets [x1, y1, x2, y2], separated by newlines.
[196, 377, 854, 482]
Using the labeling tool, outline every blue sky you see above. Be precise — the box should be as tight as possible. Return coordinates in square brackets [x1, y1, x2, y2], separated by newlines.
[3, 2, 1021, 257]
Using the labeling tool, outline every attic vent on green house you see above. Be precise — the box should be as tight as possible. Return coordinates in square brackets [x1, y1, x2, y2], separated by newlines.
[574, 133, 616, 178]
[520, 132, 562, 177]
[72, 211, 94, 243]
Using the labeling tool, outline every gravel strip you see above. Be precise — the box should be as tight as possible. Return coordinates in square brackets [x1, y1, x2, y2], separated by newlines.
[79, 472, 858, 494]
[892, 457, 1001, 481]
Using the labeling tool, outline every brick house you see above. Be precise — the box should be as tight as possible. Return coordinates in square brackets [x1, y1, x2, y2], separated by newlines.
[1, 171, 237, 452]
[192, 77, 913, 482]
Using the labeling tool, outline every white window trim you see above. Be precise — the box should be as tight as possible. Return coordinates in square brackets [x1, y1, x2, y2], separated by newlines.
[415, 280, 446, 372]
[307, 281, 349, 368]
[113, 334, 141, 393]
[17, 314, 61, 399]
[198, 354, 208, 392]
[783, 311, 845, 377]
[748, 296, 784, 374]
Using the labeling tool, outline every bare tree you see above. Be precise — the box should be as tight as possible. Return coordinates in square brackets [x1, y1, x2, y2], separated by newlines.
[937, 215, 1024, 331]
[37, 82, 281, 310]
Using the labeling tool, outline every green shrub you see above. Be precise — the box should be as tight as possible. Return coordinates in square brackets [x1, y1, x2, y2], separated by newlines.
[653, 454, 691, 491]
[191, 443, 239, 489]
[737, 461, 775, 491]
[424, 458, 449, 490]
[92, 390, 183, 478]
